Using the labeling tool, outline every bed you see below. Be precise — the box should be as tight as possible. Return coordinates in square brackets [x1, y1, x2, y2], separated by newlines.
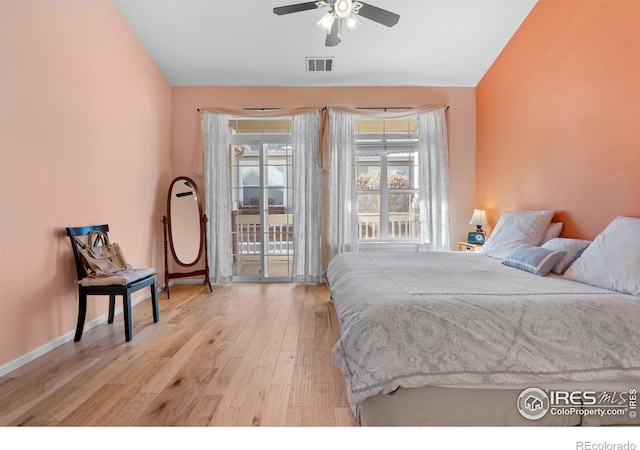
[326, 213, 640, 426]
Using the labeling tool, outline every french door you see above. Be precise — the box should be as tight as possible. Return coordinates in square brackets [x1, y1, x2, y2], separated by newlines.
[229, 130, 294, 281]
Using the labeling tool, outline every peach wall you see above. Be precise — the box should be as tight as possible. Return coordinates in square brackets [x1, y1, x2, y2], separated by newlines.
[0, 2, 172, 368]
[476, 1, 640, 239]
[170, 86, 477, 256]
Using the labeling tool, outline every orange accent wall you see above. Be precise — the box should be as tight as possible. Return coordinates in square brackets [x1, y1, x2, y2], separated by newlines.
[476, 1, 640, 239]
[0, 2, 172, 368]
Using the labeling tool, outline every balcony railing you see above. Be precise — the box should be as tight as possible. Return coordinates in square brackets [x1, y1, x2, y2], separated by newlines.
[232, 212, 419, 259]
[358, 213, 420, 240]
[233, 213, 293, 262]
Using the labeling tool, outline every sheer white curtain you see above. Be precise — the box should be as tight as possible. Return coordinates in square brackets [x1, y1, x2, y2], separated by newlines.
[202, 111, 233, 283]
[326, 105, 450, 256]
[202, 108, 322, 283]
[418, 107, 451, 251]
[327, 109, 358, 259]
[292, 112, 322, 283]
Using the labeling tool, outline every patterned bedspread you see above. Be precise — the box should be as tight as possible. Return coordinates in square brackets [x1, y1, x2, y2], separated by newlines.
[327, 251, 640, 407]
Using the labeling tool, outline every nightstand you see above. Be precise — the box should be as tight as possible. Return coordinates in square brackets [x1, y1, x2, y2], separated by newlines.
[457, 241, 482, 252]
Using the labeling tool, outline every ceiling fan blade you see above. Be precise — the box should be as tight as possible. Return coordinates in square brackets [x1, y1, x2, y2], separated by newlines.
[356, 2, 400, 27]
[273, 2, 322, 15]
[325, 20, 340, 47]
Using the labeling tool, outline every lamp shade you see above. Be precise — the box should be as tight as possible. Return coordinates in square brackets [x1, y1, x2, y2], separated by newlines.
[317, 12, 335, 34]
[345, 14, 361, 32]
[469, 209, 488, 226]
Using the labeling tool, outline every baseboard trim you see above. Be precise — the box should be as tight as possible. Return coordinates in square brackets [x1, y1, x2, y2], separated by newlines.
[168, 279, 207, 286]
[0, 291, 153, 377]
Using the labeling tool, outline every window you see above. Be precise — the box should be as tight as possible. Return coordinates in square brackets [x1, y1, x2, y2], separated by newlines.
[355, 117, 420, 243]
[235, 144, 291, 211]
[327, 107, 449, 257]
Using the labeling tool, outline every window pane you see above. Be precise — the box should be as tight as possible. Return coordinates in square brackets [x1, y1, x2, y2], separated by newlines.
[387, 169, 411, 190]
[388, 216, 418, 239]
[389, 192, 420, 239]
[265, 165, 286, 187]
[357, 151, 381, 162]
[230, 119, 262, 134]
[244, 144, 260, 155]
[355, 119, 383, 134]
[384, 118, 418, 134]
[262, 120, 292, 134]
[357, 193, 379, 240]
[389, 151, 417, 190]
[354, 118, 418, 135]
[265, 189, 283, 208]
[240, 166, 260, 185]
[266, 143, 292, 158]
[357, 171, 380, 191]
[389, 192, 413, 213]
[357, 192, 379, 214]
[230, 119, 292, 135]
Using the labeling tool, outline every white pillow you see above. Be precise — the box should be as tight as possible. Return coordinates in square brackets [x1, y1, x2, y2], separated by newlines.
[541, 222, 563, 244]
[564, 216, 640, 297]
[480, 210, 555, 259]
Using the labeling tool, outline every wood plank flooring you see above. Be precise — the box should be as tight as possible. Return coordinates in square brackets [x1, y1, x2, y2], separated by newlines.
[0, 283, 357, 427]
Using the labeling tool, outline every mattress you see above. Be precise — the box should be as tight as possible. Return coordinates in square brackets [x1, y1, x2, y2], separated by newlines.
[326, 251, 640, 425]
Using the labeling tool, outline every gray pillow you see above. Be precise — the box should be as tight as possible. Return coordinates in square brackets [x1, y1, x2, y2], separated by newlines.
[502, 245, 567, 276]
[541, 238, 592, 274]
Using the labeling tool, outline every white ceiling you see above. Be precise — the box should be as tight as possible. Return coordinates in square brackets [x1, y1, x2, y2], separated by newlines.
[114, 0, 537, 87]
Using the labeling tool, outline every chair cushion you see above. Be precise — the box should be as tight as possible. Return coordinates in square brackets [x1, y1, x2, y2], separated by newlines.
[79, 268, 157, 286]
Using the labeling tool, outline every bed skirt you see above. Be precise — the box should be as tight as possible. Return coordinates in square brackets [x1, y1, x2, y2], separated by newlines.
[356, 381, 639, 426]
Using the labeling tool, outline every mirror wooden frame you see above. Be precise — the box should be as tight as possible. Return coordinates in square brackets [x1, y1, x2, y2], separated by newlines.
[162, 176, 212, 298]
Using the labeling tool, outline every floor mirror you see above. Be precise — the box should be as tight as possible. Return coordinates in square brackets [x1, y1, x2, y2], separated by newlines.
[162, 176, 212, 298]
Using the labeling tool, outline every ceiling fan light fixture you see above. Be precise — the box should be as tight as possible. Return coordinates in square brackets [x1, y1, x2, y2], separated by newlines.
[345, 14, 361, 32]
[317, 12, 335, 34]
[274, 0, 399, 47]
[334, 0, 353, 18]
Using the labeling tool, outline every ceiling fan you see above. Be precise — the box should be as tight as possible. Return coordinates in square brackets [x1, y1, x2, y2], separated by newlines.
[273, 0, 400, 47]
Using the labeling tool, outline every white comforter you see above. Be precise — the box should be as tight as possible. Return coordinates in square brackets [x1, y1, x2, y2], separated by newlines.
[327, 251, 640, 407]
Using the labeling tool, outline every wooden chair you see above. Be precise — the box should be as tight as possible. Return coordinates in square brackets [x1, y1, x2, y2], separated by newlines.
[66, 224, 159, 342]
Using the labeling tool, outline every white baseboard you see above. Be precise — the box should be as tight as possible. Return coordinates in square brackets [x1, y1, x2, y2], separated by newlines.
[0, 291, 153, 377]
[168, 278, 207, 286]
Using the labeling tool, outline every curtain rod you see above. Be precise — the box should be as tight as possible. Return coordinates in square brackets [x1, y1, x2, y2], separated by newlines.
[197, 108, 281, 112]
[356, 106, 450, 111]
[198, 106, 449, 112]
[356, 107, 411, 110]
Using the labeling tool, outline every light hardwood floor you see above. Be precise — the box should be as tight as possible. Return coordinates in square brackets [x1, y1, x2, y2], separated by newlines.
[0, 282, 358, 427]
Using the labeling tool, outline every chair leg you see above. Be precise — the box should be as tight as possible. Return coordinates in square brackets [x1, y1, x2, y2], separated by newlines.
[74, 289, 87, 342]
[151, 282, 159, 323]
[108, 295, 116, 324]
[123, 294, 133, 342]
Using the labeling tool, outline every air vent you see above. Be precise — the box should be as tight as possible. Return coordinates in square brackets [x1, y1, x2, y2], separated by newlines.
[306, 57, 333, 72]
